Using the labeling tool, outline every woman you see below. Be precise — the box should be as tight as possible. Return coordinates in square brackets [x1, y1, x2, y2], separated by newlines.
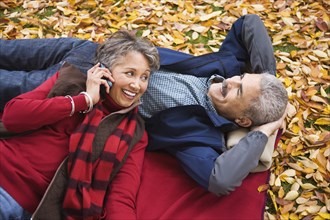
[0, 31, 160, 219]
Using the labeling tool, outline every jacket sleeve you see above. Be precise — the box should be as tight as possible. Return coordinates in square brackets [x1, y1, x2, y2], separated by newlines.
[103, 131, 148, 220]
[1, 72, 87, 133]
[164, 131, 268, 196]
[146, 106, 269, 196]
[158, 47, 240, 78]
[208, 131, 268, 196]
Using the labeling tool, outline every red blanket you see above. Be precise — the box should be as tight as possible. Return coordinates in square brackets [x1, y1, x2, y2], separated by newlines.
[136, 151, 269, 220]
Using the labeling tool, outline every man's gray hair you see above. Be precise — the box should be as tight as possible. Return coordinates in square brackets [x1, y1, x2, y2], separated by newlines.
[95, 30, 160, 72]
[245, 73, 288, 126]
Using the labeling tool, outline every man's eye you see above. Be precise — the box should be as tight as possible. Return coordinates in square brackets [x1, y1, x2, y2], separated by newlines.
[126, 72, 133, 76]
[237, 88, 241, 96]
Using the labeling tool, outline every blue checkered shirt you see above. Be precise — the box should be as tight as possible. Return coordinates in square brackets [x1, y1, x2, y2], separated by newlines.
[139, 69, 217, 118]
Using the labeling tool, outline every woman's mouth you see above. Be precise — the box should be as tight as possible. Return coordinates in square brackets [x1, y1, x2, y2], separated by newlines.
[123, 89, 137, 99]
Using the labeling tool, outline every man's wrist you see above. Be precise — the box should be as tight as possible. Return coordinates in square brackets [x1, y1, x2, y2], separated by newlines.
[251, 127, 272, 137]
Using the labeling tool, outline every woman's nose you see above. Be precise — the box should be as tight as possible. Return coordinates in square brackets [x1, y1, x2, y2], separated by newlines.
[129, 79, 140, 90]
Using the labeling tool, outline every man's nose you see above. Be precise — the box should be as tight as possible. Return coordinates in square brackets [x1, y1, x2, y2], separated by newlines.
[227, 76, 241, 88]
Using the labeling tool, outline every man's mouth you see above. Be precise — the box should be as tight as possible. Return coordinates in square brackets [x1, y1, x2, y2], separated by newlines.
[221, 80, 228, 97]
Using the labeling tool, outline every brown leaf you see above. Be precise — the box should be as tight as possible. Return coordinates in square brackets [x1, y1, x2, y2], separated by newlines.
[315, 18, 328, 32]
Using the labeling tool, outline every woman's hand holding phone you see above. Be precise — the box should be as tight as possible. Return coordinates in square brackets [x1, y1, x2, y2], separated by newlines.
[85, 63, 115, 105]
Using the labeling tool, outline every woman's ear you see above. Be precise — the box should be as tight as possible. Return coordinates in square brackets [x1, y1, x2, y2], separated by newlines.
[234, 117, 252, 127]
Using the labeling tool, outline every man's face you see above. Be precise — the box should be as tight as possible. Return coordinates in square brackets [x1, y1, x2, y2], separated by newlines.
[207, 73, 262, 122]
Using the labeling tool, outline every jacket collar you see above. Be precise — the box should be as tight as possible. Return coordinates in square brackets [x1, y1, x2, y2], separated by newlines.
[205, 109, 239, 132]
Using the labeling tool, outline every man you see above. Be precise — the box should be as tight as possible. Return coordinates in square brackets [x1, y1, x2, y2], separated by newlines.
[0, 14, 288, 196]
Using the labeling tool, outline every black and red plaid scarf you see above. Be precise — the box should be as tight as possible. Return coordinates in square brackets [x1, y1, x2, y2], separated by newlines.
[62, 103, 138, 220]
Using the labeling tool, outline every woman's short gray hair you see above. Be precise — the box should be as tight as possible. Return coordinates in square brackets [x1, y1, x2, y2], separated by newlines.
[95, 30, 160, 72]
[245, 73, 288, 126]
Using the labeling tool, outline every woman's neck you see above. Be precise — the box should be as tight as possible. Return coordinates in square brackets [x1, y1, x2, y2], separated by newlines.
[102, 95, 125, 115]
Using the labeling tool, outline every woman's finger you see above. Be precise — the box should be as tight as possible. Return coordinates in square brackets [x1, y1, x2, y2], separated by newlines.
[100, 79, 111, 94]
[88, 63, 101, 74]
[102, 72, 115, 83]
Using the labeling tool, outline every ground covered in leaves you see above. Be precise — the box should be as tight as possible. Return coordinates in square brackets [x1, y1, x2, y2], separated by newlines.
[0, 0, 329, 219]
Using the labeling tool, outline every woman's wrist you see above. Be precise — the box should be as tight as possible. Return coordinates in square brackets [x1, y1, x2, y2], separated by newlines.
[79, 92, 93, 113]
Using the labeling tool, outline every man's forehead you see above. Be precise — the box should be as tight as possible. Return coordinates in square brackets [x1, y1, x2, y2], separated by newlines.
[244, 73, 262, 82]
[242, 74, 261, 94]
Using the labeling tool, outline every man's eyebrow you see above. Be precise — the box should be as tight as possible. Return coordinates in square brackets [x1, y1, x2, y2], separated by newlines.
[238, 73, 245, 96]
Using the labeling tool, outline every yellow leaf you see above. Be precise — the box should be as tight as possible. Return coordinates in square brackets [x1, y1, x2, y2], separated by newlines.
[320, 86, 328, 98]
[200, 11, 222, 21]
[281, 212, 290, 219]
[288, 162, 304, 171]
[80, 17, 94, 25]
[285, 177, 296, 184]
[277, 62, 286, 70]
[284, 190, 299, 200]
[306, 101, 325, 110]
[305, 87, 318, 96]
[273, 34, 284, 43]
[83, 0, 97, 8]
[313, 50, 328, 58]
[267, 190, 278, 211]
[280, 174, 288, 181]
[57, 6, 75, 16]
[281, 201, 295, 214]
[281, 169, 296, 176]
[311, 95, 328, 104]
[306, 205, 321, 214]
[287, 103, 297, 118]
[302, 167, 315, 174]
[68, 0, 76, 6]
[251, 4, 266, 11]
[290, 50, 297, 58]
[291, 124, 300, 134]
[257, 184, 269, 192]
[301, 183, 317, 190]
[192, 32, 199, 40]
[184, 1, 195, 13]
[296, 197, 309, 204]
[289, 213, 300, 220]
[284, 77, 292, 86]
[318, 213, 330, 219]
[173, 38, 185, 45]
[315, 118, 330, 125]
[278, 187, 285, 198]
[291, 182, 300, 191]
[282, 17, 295, 26]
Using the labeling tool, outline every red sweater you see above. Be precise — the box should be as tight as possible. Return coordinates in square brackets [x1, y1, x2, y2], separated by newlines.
[0, 72, 147, 219]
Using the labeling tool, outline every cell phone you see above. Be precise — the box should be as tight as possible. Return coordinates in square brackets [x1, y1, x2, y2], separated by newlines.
[100, 63, 113, 88]
[99, 63, 112, 98]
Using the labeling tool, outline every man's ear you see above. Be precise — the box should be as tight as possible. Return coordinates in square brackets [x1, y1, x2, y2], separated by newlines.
[235, 117, 252, 127]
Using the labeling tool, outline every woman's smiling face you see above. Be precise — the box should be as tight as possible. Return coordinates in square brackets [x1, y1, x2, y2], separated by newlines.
[109, 51, 151, 107]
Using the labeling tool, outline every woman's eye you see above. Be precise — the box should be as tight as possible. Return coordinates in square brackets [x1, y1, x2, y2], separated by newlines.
[126, 72, 133, 76]
[141, 75, 149, 81]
